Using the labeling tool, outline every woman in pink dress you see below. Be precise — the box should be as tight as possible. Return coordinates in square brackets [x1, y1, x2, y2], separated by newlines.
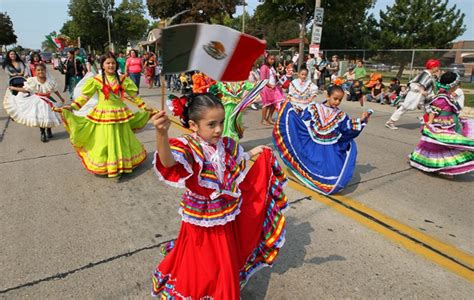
[260, 54, 285, 125]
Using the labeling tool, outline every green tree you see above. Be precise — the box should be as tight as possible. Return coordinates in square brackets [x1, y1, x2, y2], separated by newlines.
[253, 0, 314, 70]
[0, 12, 18, 48]
[252, 0, 375, 69]
[146, 0, 239, 23]
[377, 0, 465, 78]
[61, 0, 112, 50]
[113, 0, 149, 50]
[61, 0, 149, 52]
[320, 0, 376, 49]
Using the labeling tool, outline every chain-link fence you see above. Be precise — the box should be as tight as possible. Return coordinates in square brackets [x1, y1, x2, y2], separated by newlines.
[267, 48, 474, 83]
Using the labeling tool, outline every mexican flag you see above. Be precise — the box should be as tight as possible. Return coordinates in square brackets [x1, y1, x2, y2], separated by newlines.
[162, 23, 266, 82]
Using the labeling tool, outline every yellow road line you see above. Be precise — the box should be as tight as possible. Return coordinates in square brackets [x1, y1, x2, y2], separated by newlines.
[287, 176, 474, 282]
[168, 117, 474, 282]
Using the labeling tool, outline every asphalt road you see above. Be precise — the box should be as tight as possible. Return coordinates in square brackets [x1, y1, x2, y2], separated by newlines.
[0, 66, 472, 299]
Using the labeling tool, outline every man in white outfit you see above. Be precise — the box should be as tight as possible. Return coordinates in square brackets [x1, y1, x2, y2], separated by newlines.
[385, 59, 441, 130]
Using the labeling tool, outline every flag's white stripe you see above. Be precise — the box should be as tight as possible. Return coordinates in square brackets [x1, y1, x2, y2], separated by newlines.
[188, 24, 241, 80]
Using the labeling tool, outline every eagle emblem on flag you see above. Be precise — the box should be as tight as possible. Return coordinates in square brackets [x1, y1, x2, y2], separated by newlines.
[203, 41, 227, 60]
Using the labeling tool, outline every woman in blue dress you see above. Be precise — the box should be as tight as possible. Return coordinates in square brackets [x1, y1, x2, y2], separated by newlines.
[273, 85, 371, 195]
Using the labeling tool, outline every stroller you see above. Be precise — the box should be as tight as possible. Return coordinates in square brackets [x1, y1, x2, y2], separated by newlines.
[9, 76, 27, 96]
[180, 72, 193, 95]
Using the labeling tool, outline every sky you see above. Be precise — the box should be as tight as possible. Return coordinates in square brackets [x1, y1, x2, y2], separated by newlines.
[1, 0, 473, 49]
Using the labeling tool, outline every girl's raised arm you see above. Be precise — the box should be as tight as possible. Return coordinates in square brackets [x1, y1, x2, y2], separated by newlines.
[152, 111, 176, 168]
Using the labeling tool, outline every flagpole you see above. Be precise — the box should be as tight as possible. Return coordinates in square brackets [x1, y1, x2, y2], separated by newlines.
[161, 76, 165, 110]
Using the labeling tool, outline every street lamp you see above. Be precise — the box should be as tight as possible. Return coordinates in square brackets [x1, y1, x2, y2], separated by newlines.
[166, 9, 203, 26]
[93, 0, 114, 52]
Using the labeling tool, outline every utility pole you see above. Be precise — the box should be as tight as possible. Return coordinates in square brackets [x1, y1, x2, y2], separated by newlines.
[309, 0, 323, 56]
[93, 0, 114, 52]
[107, 16, 113, 52]
[242, 1, 246, 33]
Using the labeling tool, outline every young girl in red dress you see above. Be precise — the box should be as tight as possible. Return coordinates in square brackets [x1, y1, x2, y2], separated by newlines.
[151, 93, 288, 299]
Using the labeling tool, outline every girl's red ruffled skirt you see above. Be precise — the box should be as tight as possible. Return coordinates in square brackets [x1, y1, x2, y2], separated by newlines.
[152, 149, 288, 299]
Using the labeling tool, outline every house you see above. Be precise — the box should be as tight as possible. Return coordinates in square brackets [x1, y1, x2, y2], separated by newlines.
[443, 40, 474, 79]
[140, 28, 162, 54]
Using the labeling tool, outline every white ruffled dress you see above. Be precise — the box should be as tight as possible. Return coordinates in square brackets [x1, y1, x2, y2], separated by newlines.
[3, 77, 62, 128]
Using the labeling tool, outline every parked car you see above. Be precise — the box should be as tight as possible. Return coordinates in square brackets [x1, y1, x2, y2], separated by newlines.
[374, 63, 391, 72]
[60, 47, 87, 58]
[40, 52, 53, 63]
[390, 65, 400, 71]
[448, 63, 465, 77]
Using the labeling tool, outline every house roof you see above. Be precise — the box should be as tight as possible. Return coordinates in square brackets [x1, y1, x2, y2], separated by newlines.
[147, 29, 162, 42]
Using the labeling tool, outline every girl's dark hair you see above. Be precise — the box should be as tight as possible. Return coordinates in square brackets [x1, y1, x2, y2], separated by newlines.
[31, 52, 42, 62]
[129, 49, 138, 57]
[327, 85, 344, 96]
[299, 67, 308, 73]
[2, 50, 24, 69]
[182, 93, 224, 128]
[439, 71, 457, 85]
[34, 63, 46, 70]
[264, 54, 275, 66]
[99, 52, 120, 87]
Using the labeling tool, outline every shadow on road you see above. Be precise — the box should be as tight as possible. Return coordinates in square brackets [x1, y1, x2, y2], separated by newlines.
[242, 216, 346, 299]
[396, 122, 423, 130]
[48, 129, 71, 141]
[118, 152, 155, 183]
[341, 163, 377, 194]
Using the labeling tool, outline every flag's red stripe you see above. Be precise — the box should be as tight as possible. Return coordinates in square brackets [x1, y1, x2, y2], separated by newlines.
[221, 34, 266, 81]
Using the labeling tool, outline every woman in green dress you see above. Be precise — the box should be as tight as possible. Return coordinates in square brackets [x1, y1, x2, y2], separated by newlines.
[211, 81, 254, 141]
[59, 52, 154, 178]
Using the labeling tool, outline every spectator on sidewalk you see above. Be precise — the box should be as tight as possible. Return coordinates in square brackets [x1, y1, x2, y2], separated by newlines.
[327, 55, 340, 78]
[342, 66, 356, 93]
[116, 52, 126, 75]
[316, 52, 328, 91]
[125, 49, 143, 93]
[306, 54, 316, 83]
[384, 78, 401, 105]
[366, 78, 385, 104]
[347, 80, 364, 106]
[354, 59, 367, 84]
[63, 49, 85, 100]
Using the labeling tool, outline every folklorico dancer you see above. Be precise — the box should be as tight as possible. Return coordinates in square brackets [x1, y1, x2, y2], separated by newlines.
[385, 59, 440, 130]
[209, 81, 254, 141]
[4, 63, 65, 142]
[151, 93, 288, 299]
[288, 67, 318, 112]
[274, 85, 372, 195]
[409, 71, 474, 176]
[259, 54, 285, 125]
[57, 52, 155, 178]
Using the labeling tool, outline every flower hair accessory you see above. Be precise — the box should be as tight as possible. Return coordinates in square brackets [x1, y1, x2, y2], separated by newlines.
[332, 77, 344, 86]
[166, 94, 189, 126]
[436, 73, 461, 91]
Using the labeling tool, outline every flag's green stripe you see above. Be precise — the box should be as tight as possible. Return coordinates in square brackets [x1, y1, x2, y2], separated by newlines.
[162, 24, 198, 74]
